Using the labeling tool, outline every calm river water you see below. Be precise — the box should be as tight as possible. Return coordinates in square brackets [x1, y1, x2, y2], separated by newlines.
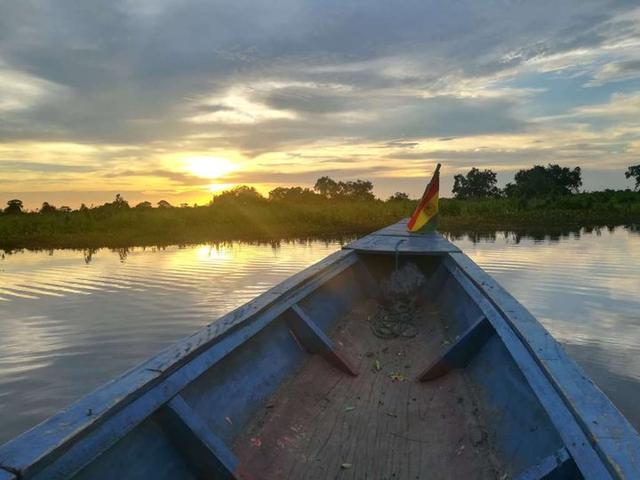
[1, 228, 639, 443]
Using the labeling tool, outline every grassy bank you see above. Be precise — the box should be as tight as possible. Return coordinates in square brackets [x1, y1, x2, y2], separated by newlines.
[1, 191, 640, 250]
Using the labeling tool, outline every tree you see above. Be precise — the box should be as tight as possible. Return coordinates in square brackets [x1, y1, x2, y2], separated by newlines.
[625, 165, 640, 190]
[59, 206, 72, 213]
[4, 199, 23, 214]
[452, 168, 501, 199]
[157, 200, 172, 209]
[112, 193, 129, 209]
[135, 201, 153, 209]
[212, 186, 266, 205]
[337, 179, 375, 201]
[100, 194, 130, 210]
[314, 176, 339, 199]
[505, 164, 582, 198]
[40, 202, 58, 214]
[313, 177, 375, 201]
[388, 192, 410, 202]
[269, 187, 318, 202]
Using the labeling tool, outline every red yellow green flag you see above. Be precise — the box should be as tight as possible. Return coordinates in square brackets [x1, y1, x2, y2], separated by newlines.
[407, 163, 441, 233]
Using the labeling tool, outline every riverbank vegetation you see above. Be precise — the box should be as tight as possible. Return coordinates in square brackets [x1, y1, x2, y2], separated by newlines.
[1, 164, 639, 250]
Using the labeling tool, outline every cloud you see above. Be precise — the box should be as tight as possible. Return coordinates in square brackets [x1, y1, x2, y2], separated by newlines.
[588, 60, 640, 86]
[2, 0, 640, 205]
[101, 169, 213, 186]
[546, 92, 640, 123]
[0, 161, 93, 173]
[1, 0, 637, 144]
[183, 86, 528, 155]
[0, 59, 66, 113]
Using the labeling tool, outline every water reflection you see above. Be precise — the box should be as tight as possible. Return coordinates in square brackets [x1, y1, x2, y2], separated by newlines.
[0, 228, 639, 443]
[444, 222, 639, 244]
[0, 240, 345, 443]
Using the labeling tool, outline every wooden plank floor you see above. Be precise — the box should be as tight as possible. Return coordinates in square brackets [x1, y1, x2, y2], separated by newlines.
[234, 300, 503, 480]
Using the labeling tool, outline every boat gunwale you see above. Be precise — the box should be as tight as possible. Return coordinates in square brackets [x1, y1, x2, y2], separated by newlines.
[446, 251, 640, 479]
[442, 256, 609, 478]
[0, 249, 358, 478]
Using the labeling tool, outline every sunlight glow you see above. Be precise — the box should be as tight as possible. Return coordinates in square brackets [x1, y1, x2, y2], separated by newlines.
[185, 156, 235, 179]
[208, 182, 235, 193]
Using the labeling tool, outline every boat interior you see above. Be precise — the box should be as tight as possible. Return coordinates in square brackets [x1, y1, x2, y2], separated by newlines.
[64, 251, 581, 480]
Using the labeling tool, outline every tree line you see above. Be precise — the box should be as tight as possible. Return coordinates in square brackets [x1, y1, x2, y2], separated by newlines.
[454, 164, 639, 199]
[1, 177, 379, 214]
[3, 164, 640, 214]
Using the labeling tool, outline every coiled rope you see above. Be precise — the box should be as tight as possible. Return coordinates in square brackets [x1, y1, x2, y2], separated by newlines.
[369, 261, 425, 339]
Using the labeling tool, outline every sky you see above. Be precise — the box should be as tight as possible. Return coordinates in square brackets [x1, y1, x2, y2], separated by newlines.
[1, 0, 640, 208]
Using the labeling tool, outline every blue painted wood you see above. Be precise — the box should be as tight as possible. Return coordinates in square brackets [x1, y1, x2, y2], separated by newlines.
[467, 335, 570, 476]
[367, 218, 446, 237]
[345, 232, 459, 254]
[0, 468, 16, 480]
[158, 395, 240, 480]
[286, 304, 358, 376]
[298, 259, 376, 332]
[178, 265, 367, 447]
[431, 263, 569, 474]
[345, 219, 459, 253]
[0, 250, 358, 479]
[447, 252, 640, 478]
[514, 447, 579, 480]
[443, 257, 612, 478]
[418, 315, 493, 381]
[72, 416, 198, 480]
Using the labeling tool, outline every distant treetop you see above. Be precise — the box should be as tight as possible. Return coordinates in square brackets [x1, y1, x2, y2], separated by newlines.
[452, 168, 501, 199]
[212, 186, 266, 206]
[40, 202, 57, 214]
[313, 177, 375, 201]
[505, 164, 582, 198]
[4, 199, 24, 214]
[387, 192, 410, 202]
[626, 165, 640, 191]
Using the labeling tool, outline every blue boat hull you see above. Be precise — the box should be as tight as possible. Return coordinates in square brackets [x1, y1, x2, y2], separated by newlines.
[1, 222, 638, 479]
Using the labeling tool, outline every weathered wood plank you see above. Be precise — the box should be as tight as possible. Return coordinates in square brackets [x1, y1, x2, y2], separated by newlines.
[286, 304, 358, 376]
[514, 447, 578, 480]
[367, 218, 415, 236]
[345, 232, 459, 254]
[418, 315, 494, 381]
[158, 395, 241, 480]
[447, 252, 640, 478]
[0, 250, 358, 478]
[235, 298, 502, 479]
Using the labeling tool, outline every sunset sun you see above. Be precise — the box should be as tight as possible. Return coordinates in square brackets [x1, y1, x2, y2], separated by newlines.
[185, 156, 235, 179]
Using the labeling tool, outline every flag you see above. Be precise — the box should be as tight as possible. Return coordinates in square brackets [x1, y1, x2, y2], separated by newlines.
[407, 164, 440, 233]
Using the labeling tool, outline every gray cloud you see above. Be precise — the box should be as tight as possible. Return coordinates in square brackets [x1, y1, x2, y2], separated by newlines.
[0, 161, 94, 173]
[588, 60, 640, 86]
[185, 93, 528, 155]
[102, 169, 213, 186]
[1, 0, 638, 150]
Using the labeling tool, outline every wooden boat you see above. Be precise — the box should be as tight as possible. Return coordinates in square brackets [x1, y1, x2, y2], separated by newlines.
[1, 221, 639, 480]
